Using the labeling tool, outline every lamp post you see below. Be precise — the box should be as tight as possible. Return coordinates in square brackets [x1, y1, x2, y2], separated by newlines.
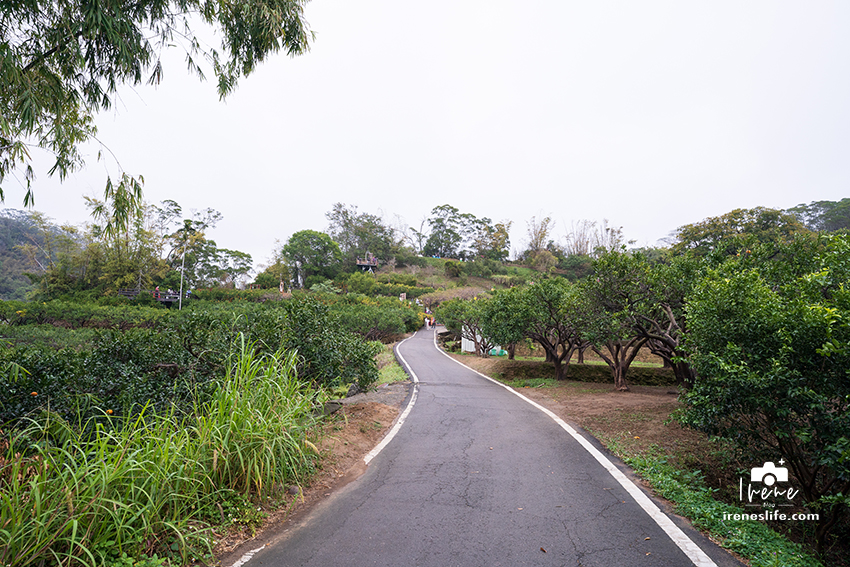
[178, 240, 186, 310]
[177, 220, 195, 311]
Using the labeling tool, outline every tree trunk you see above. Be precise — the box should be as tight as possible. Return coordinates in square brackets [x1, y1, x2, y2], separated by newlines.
[551, 345, 575, 380]
[507, 342, 516, 360]
[577, 344, 588, 364]
[645, 338, 696, 389]
[552, 357, 566, 380]
[612, 363, 629, 391]
[672, 360, 696, 389]
[592, 336, 648, 391]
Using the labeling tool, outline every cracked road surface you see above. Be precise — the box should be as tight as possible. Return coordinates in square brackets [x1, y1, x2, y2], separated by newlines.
[246, 329, 742, 567]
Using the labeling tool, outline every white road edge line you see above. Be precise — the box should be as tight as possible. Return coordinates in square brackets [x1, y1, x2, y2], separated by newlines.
[432, 332, 718, 567]
[227, 334, 422, 567]
[363, 332, 420, 465]
[229, 544, 265, 567]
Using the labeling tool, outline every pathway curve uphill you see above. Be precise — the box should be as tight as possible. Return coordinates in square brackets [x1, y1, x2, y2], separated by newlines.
[236, 328, 743, 567]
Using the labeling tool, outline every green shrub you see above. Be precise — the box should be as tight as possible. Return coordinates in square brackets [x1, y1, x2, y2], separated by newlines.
[332, 303, 408, 342]
[0, 324, 98, 349]
[681, 235, 850, 552]
[0, 345, 317, 567]
[444, 260, 463, 278]
[282, 295, 380, 391]
[343, 272, 434, 298]
[376, 273, 419, 287]
[190, 288, 279, 302]
[0, 300, 167, 328]
[1, 295, 382, 425]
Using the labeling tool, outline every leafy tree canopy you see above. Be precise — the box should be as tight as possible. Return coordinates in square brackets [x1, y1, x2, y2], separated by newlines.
[681, 233, 850, 552]
[435, 296, 496, 357]
[280, 229, 341, 288]
[671, 207, 807, 257]
[422, 204, 509, 261]
[1, 0, 312, 204]
[325, 203, 399, 269]
[788, 198, 850, 232]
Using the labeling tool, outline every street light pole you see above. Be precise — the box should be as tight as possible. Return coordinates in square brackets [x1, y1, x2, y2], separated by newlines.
[178, 238, 186, 310]
[176, 220, 196, 311]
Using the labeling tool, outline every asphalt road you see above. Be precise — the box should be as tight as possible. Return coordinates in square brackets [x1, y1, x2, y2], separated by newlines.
[239, 328, 742, 567]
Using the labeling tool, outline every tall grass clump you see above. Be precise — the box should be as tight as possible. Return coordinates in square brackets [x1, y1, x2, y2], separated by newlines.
[0, 341, 319, 567]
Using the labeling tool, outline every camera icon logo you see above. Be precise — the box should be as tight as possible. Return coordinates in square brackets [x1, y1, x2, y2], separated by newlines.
[751, 462, 788, 486]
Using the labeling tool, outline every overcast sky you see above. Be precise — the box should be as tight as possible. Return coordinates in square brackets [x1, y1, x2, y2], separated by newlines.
[8, 0, 850, 268]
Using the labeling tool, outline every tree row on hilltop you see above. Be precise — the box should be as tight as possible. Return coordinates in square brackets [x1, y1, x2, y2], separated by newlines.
[2, 196, 848, 301]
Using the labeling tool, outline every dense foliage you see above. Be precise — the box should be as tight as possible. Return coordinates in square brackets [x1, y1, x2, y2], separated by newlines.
[671, 207, 808, 257]
[421, 204, 511, 261]
[437, 229, 850, 552]
[1, 345, 318, 566]
[0, 295, 383, 426]
[680, 234, 850, 553]
[343, 271, 435, 299]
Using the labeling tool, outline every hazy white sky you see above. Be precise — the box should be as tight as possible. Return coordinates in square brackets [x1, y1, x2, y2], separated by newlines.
[8, 0, 850, 268]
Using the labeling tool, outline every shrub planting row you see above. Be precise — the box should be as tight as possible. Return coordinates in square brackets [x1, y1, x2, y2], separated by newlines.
[0, 295, 384, 427]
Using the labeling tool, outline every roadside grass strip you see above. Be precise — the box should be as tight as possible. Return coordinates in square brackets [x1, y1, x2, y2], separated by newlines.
[619, 450, 824, 567]
[0, 344, 317, 567]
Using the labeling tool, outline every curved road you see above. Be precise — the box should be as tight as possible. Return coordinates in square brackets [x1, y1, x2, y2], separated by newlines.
[237, 328, 741, 567]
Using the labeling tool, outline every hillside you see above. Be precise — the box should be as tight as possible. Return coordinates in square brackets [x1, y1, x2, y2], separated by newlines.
[0, 210, 42, 300]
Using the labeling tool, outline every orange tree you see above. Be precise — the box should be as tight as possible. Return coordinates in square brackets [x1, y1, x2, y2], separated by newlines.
[436, 296, 495, 357]
[518, 278, 584, 380]
[588, 250, 704, 388]
[680, 233, 850, 554]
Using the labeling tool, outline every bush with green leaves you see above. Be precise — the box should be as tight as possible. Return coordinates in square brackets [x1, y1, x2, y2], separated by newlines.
[0, 344, 318, 567]
[1, 295, 381, 426]
[343, 271, 434, 299]
[189, 288, 281, 303]
[0, 300, 168, 328]
[680, 233, 850, 554]
[331, 299, 418, 342]
[281, 294, 380, 391]
[375, 272, 419, 287]
[436, 296, 496, 357]
[0, 324, 98, 349]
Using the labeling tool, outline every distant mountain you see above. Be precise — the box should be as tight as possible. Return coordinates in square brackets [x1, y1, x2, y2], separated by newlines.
[0, 209, 41, 300]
